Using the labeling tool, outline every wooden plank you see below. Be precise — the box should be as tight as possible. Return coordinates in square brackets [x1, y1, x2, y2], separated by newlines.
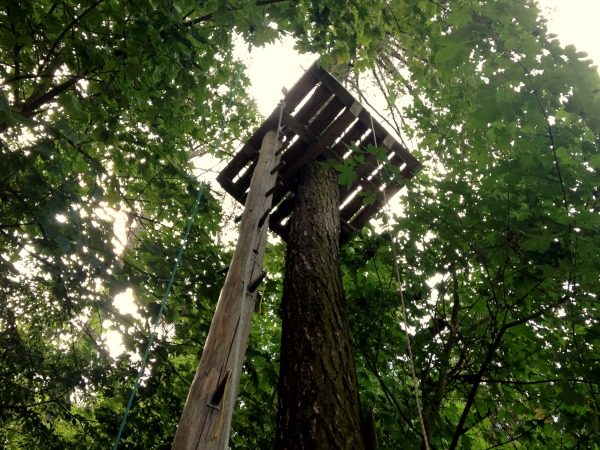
[280, 61, 320, 113]
[270, 153, 416, 241]
[274, 106, 356, 201]
[390, 141, 422, 173]
[339, 156, 395, 223]
[349, 165, 414, 230]
[217, 142, 259, 185]
[338, 127, 419, 224]
[281, 109, 318, 145]
[321, 121, 371, 179]
[312, 66, 421, 172]
[269, 97, 346, 206]
[267, 141, 307, 207]
[340, 218, 359, 244]
[310, 95, 346, 130]
[215, 174, 244, 203]
[269, 215, 290, 241]
[269, 193, 296, 235]
[234, 157, 260, 204]
[340, 189, 370, 222]
[275, 220, 291, 241]
[291, 84, 332, 124]
[338, 152, 381, 200]
[330, 120, 370, 158]
[172, 130, 281, 450]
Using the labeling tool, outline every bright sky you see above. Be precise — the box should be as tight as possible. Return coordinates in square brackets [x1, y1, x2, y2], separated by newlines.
[541, 0, 600, 65]
[242, 0, 600, 116]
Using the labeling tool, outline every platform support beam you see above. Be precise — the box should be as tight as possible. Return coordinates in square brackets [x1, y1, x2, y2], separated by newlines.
[172, 130, 280, 450]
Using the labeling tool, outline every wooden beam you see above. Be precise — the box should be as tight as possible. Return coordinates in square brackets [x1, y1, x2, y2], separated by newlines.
[312, 66, 422, 172]
[271, 106, 356, 203]
[291, 83, 332, 123]
[349, 165, 413, 230]
[172, 130, 281, 450]
[280, 109, 317, 145]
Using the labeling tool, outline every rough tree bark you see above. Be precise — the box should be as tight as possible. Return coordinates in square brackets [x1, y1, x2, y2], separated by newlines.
[275, 161, 365, 450]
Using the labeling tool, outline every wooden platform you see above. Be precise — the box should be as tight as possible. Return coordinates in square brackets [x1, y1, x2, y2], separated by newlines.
[217, 62, 421, 241]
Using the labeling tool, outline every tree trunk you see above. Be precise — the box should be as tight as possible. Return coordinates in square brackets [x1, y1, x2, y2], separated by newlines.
[275, 161, 365, 450]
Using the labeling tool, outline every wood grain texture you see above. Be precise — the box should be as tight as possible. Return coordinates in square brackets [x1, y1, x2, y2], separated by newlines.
[172, 130, 280, 450]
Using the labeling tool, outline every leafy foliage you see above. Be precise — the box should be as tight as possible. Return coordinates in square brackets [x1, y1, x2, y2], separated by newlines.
[1, 0, 599, 449]
[340, 1, 600, 448]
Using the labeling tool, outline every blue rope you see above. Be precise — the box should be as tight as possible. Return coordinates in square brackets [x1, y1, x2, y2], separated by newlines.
[112, 183, 206, 450]
[112, 63, 244, 449]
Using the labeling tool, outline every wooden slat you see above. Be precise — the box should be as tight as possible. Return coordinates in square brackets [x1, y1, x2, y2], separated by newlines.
[322, 120, 370, 167]
[340, 219, 359, 244]
[281, 61, 320, 112]
[237, 157, 261, 204]
[340, 152, 413, 223]
[269, 97, 346, 206]
[217, 142, 259, 184]
[308, 95, 345, 130]
[292, 84, 332, 124]
[339, 152, 380, 199]
[216, 174, 244, 203]
[270, 217, 290, 241]
[340, 188, 371, 222]
[269, 193, 296, 231]
[312, 66, 422, 172]
[274, 107, 357, 201]
[281, 109, 318, 145]
[349, 165, 414, 230]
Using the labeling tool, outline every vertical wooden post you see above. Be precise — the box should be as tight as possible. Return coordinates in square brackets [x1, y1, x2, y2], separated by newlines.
[172, 130, 280, 450]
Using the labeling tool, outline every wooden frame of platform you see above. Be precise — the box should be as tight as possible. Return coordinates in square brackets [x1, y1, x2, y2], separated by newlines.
[217, 62, 422, 241]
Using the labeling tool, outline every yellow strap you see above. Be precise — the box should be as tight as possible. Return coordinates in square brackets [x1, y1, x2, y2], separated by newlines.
[212, 370, 232, 441]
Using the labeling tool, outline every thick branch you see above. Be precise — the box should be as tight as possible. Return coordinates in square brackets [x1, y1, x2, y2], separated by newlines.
[42, 0, 104, 72]
[449, 327, 505, 450]
[19, 76, 80, 118]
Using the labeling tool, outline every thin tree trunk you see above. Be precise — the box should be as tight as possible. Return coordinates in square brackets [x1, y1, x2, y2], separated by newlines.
[275, 161, 365, 450]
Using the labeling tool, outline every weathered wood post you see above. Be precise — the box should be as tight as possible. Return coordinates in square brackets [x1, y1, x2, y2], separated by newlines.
[172, 130, 280, 450]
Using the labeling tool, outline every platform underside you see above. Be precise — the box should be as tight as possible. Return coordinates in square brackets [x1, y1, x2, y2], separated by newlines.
[217, 62, 421, 241]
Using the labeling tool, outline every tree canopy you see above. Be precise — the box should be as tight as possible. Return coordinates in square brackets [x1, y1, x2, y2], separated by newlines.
[1, 0, 599, 448]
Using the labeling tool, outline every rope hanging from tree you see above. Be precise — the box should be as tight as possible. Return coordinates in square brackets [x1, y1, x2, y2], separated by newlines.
[369, 112, 431, 450]
[112, 63, 244, 450]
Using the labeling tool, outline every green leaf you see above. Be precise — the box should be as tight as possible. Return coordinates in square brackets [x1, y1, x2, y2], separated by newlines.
[588, 153, 600, 169]
[338, 165, 357, 189]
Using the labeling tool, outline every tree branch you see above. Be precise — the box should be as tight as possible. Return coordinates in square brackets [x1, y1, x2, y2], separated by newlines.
[449, 327, 505, 450]
[19, 76, 80, 118]
[183, 0, 289, 26]
[42, 0, 104, 73]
